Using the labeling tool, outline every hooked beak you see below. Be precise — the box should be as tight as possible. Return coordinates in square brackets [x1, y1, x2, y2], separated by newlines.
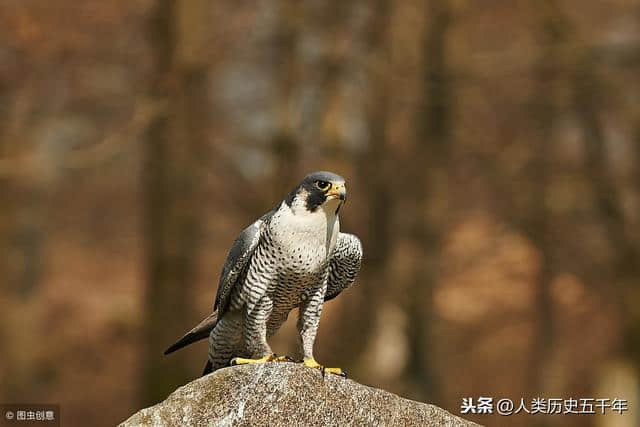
[326, 182, 347, 202]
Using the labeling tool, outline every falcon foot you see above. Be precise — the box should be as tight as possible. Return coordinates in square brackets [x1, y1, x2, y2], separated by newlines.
[230, 354, 293, 366]
[303, 358, 347, 378]
[272, 354, 295, 362]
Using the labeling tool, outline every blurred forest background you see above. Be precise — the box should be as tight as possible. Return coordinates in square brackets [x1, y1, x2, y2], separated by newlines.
[1, 1, 640, 426]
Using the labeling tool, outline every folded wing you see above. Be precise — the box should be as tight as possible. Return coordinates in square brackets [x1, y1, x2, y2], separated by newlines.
[325, 233, 363, 302]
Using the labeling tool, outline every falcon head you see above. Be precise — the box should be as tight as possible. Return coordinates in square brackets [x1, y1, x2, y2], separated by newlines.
[284, 171, 347, 214]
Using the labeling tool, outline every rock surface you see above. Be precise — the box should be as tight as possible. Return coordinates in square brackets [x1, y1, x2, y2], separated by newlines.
[120, 363, 480, 426]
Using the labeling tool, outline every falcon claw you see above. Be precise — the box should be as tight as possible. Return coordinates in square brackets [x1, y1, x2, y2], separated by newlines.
[229, 355, 273, 366]
[271, 354, 295, 362]
[303, 358, 346, 377]
[230, 354, 295, 366]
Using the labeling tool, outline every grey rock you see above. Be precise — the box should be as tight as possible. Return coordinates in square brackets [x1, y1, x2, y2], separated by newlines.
[120, 363, 480, 426]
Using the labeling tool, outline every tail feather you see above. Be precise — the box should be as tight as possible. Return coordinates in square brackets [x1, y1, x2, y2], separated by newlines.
[164, 312, 218, 355]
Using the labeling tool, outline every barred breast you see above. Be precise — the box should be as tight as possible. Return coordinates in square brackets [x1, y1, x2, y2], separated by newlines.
[227, 199, 339, 321]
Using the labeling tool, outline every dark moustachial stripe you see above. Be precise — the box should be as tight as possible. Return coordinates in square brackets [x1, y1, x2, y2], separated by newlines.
[285, 171, 344, 211]
[304, 189, 326, 212]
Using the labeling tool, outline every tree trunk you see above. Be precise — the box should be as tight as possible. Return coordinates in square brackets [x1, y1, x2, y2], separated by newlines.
[141, 0, 210, 406]
[270, 0, 302, 197]
[574, 49, 640, 381]
[524, 0, 567, 406]
[403, 0, 453, 402]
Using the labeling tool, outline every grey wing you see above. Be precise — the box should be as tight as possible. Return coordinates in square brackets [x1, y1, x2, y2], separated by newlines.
[325, 233, 363, 302]
[213, 211, 271, 314]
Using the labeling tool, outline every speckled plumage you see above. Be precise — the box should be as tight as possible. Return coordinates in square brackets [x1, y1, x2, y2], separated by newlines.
[165, 172, 363, 374]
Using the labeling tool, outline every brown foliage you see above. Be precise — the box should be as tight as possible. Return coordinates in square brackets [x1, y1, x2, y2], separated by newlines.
[1, 1, 639, 426]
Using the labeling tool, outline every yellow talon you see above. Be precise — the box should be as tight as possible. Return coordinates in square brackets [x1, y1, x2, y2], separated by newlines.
[230, 355, 272, 365]
[230, 354, 293, 366]
[303, 358, 346, 377]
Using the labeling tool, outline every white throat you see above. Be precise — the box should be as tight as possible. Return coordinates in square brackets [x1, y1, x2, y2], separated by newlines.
[272, 192, 341, 257]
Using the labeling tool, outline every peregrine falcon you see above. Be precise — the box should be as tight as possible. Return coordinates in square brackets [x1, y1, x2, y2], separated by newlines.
[164, 171, 363, 377]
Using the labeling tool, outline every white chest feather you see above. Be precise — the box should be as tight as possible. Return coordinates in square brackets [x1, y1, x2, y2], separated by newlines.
[270, 200, 340, 263]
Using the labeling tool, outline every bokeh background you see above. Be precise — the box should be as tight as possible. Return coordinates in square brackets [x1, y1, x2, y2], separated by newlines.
[1, 1, 640, 426]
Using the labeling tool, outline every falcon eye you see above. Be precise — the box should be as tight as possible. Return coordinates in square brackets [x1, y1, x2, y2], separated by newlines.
[315, 180, 331, 191]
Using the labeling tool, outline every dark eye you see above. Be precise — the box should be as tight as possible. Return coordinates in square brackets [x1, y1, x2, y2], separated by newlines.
[315, 180, 330, 191]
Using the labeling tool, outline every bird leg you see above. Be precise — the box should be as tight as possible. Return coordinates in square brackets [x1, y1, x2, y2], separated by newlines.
[237, 298, 279, 366]
[303, 358, 347, 377]
[297, 289, 345, 377]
